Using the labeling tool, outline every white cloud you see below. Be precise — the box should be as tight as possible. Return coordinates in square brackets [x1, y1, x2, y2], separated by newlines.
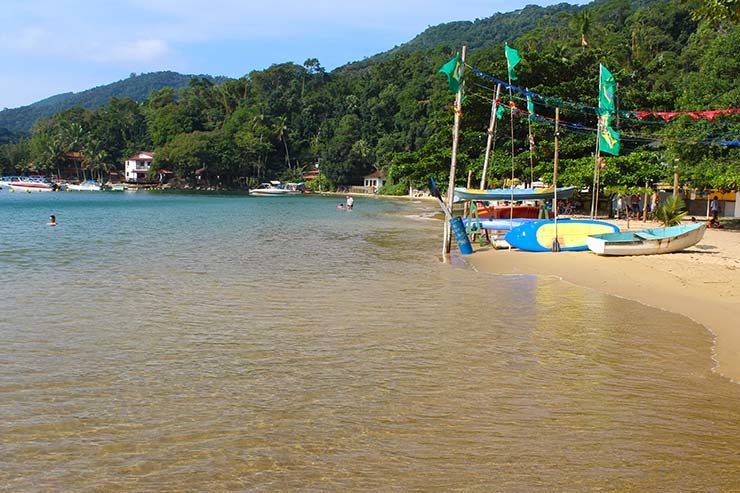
[102, 39, 171, 63]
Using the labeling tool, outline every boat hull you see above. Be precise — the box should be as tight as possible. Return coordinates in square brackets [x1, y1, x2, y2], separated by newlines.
[67, 183, 102, 191]
[463, 217, 549, 231]
[453, 186, 576, 203]
[249, 189, 301, 196]
[10, 184, 53, 192]
[587, 223, 706, 256]
[505, 219, 619, 252]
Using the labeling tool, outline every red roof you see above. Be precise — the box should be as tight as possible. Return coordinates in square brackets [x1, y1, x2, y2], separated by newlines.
[365, 170, 385, 178]
[128, 151, 154, 161]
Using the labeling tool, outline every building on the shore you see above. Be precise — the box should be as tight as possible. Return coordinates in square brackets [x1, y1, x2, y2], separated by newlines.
[124, 151, 171, 184]
[303, 168, 319, 181]
[363, 170, 385, 193]
[125, 152, 154, 183]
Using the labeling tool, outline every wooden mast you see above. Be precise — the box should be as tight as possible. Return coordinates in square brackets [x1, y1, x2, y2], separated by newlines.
[552, 107, 561, 252]
[480, 83, 502, 189]
[443, 45, 467, 255]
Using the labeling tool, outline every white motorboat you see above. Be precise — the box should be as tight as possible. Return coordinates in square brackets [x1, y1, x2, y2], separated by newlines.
[8, 177, 56, 192]
[66, 180, 102, 191]
[249, 181, 303, 196]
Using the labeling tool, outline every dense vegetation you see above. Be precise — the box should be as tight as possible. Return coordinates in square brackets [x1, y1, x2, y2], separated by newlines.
[0, 71, 226, 134]
[0, 0, 737, 195]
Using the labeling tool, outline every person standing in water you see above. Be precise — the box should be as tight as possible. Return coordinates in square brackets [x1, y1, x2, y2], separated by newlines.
[346, 195, 354, 210]
[48, 215, 57, 226]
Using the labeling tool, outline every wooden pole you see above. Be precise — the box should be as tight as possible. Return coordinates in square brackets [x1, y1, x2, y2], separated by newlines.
[673, 170, 679, 198]
[480, 84, 502, 189]
[552, 107, 561, 252]
[464, 170, 473, 217]
[443, 45, 467, 255]
[508, 75, 515, 229]
[643, 181, 649, 222]
[527, 88, 534, 187]
[591, 127, 601, 218]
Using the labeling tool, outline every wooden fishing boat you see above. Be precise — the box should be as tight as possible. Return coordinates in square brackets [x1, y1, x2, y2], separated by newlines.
[586, 222, 706, 256]
[505, 219, 618, 252]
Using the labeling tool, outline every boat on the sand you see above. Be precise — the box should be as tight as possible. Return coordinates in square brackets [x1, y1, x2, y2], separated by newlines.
[505, 219, 618, 252]
[586, 222, 707, 256]
[453, 186, 576, 203]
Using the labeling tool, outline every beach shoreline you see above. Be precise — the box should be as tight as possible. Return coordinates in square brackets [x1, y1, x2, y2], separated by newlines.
[465, 219, 740, 383]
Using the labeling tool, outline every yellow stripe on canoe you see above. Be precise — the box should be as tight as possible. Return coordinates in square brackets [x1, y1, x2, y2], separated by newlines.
[535, 222, 616, 249]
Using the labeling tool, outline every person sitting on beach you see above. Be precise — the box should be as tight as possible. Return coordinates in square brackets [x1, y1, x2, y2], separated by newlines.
[48, 215, 57, 226]
[708, 216, 723, 229]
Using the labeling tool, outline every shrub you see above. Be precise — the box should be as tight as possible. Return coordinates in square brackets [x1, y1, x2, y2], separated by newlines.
[654, 196, 686, 226]
[378, 182, 408, 196]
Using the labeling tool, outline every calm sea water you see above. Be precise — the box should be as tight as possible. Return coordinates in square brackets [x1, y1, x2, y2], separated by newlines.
[1, 189, 740, 491]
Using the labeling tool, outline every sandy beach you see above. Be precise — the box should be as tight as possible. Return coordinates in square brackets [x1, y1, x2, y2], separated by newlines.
[467, 219, 740, 383]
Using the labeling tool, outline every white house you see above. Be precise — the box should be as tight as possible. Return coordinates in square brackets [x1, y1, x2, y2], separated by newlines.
[124, 151, 154, 183]
[363, 170, 385, 193]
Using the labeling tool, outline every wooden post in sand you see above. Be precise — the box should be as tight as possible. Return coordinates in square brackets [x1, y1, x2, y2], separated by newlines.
[643, 181, 649, 222]
[552, 107, 561, 252]
[443, 45, 467, 255]
[464, 170, 473, 217]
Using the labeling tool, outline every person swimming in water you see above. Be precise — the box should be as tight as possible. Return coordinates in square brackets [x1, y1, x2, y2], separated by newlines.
[48, 215, 57, 226]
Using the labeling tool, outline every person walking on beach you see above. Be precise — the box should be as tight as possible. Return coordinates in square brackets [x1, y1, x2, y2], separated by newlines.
[710, 195, 720, 222]
[346, 195, 354, 210]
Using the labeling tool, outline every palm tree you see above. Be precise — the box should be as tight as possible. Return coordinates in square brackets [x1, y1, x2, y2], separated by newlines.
[572, 11, 591, 50]
[81, 138, 110, 182]
[274, 116, 291, 170]
[57, 122, 85, 179]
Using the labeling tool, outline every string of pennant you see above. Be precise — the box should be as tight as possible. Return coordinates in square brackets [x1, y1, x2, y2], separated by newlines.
[465, 90, 740, 147]
[466, 65, 740, 124]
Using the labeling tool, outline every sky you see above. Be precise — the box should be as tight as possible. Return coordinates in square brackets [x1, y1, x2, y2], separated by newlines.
[1, 0, 582, 109]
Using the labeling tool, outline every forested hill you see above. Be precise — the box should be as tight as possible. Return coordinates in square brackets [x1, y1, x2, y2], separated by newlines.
[389, 4, 579, 55]
[0, 71, 226, 134]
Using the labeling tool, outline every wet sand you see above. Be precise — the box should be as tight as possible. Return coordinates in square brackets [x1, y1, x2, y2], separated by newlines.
[467, 220, 740, 382]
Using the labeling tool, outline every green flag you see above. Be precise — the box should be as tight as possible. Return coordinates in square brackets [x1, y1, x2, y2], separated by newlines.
[527, 94, 535, 118]
[438, 55, 462, 93]
[599, 64, 616, 113]
[505, 43, 521, 81]
[496, 103, 506, 120]
[599, 124, 620, 155]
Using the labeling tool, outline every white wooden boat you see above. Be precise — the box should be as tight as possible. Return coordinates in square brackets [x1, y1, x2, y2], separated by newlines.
[453, 186, 576, 203]
[587, 222, 706, 256]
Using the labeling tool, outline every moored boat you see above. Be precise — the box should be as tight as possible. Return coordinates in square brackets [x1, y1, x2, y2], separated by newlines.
[586, 222, 707, 256]
[66, 180, 102, 191]
[249, 181, 303, 196]
[8, 177, 56, 192]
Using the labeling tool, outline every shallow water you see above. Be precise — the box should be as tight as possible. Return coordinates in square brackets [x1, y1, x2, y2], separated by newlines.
[1, 190, 740, 491]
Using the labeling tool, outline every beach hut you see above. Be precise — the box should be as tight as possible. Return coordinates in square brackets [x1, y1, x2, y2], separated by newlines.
[363, 170, 385, 193]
